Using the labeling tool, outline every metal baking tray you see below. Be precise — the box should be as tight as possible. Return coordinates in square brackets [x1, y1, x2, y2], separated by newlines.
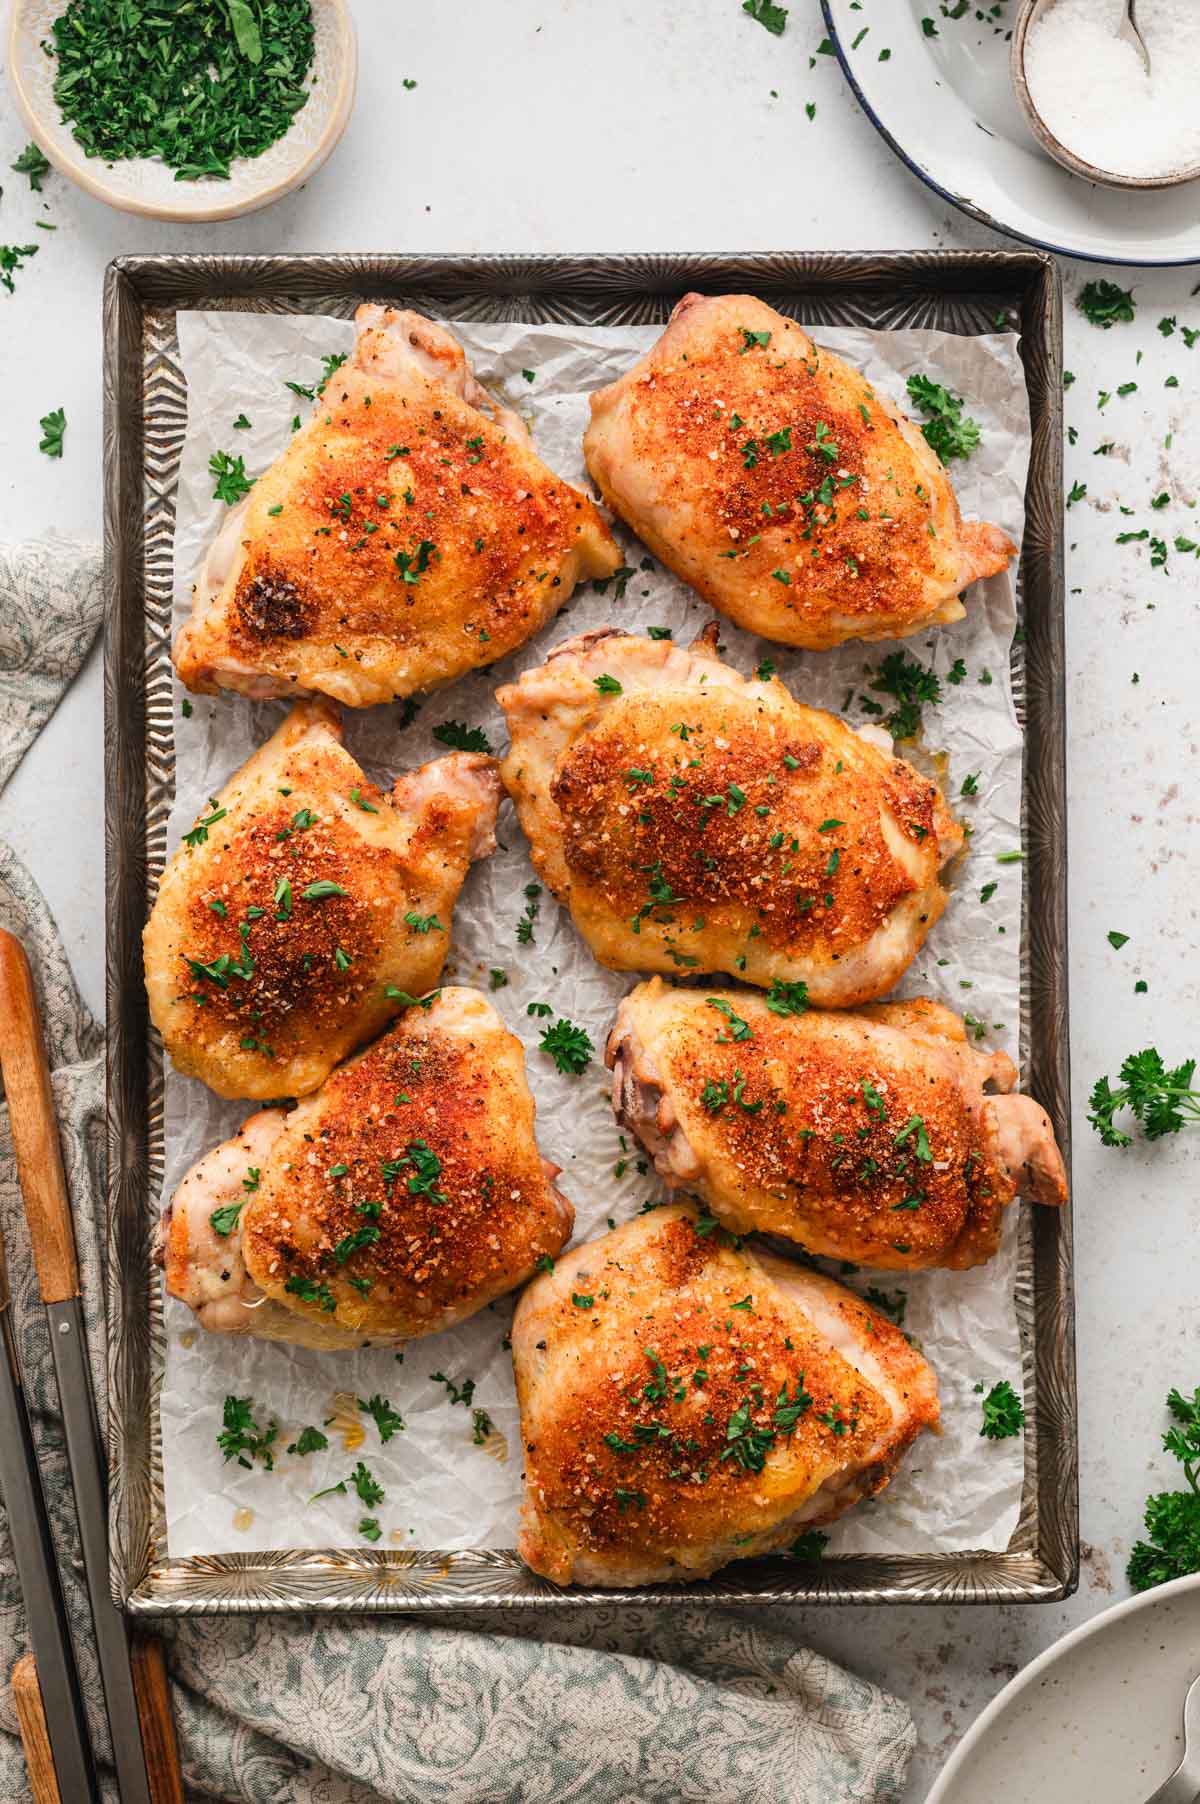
[104, 251, 1073, 1615]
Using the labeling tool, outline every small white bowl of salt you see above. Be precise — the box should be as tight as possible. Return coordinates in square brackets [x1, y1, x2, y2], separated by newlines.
[1012, 0, 1200, 190]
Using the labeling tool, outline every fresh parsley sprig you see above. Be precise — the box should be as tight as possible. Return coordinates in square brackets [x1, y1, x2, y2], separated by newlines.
[540, 1017, 594, 1075]
[905, 375, 981, 463]
[1088, 1048, 1200, 1147]
[978, 1379, 1024, 1441]
[1129, 1388, 1200, 1592]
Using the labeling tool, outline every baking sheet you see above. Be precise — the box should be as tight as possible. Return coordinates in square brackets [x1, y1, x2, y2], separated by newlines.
[160, 308, 1030, 1560]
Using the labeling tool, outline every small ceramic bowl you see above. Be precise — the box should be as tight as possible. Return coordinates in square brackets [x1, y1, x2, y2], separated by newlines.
[7, 0, 357, 223]
[1011, 0, 1200, 191]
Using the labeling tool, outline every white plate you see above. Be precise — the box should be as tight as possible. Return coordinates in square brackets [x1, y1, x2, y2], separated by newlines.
[823, 1, 1200, 266]
[929, 1572, 1200, 1803]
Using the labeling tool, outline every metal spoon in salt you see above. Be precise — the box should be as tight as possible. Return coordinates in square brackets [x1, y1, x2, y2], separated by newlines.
[1118, 0, 1151, 76]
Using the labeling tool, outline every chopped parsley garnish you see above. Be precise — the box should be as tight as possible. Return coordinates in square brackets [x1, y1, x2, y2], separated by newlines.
[739, 327, 772, 353]
[1089, 1047, 1200, 1146]
[395, 540, 436, 585]
[742, 0, 787, 34]
[905, 374, 981, 462]
[866, 651, 941, 740]
[284, 1274, 336, 1312]
[765, 978, 809, 1017]
[12, 143, 51, 191]
[432, 720, 493, 754]
[38, 408, 66, 459]
[1107, 930, 1129, 950]
[403, 910, 443, 934]
[48, 0, 315, 181]
[863, 1286, 907, 1326]
[540, 1017, 594, 1075]
[351, 1461, 385, 1508]
[721, 1398, 776, 1472]
[359, 1517, 383, 1542]
[471, 1407, 494, 1444]
[593, 674, 623, 695]
[183, 801, 227, 848]
[385, 1139, 448, 1207]
[333, 1225, 381, 1265]
[516, 882, 541, 944]
[860, 1077, 886, 1122]
[978, 1379, 1025, 1440]
[1077, 280, 1136, 328]
[358, 1394, 405, 1443]
[209, 1201, 243, 1237]
[217, 1395, 277, 1471]
[0, 244, 38, 295]
[209, 450, 254, 505]
[893, 1114, 932, 1161]
[706, 998, 753, 1042]
[287, 1426, 329, 1457]
[430, 1371, 476, 1408]
[302, 880, 349, 901]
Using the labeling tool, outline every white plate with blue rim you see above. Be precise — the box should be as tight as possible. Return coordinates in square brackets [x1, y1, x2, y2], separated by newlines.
[928, 1571, 1200, 1802]
[821, 0, 1200, 267]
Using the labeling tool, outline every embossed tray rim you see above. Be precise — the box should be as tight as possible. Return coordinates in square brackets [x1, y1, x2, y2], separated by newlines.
[103, 251, 1073, 1615]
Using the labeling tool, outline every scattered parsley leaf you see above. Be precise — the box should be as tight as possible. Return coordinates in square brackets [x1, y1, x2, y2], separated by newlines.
[905, 374, 981, 462]
[540, 1017, 594, 1075]
[979, 1379, 1025, 1440]
[1077, 280, 1136, 328]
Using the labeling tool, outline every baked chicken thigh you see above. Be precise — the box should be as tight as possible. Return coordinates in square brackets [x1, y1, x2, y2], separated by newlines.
[157, 988, 572, 1348]
[583, 293, 1015, 651]
[608, 982, 1067, 1271]
[144, 701, 499, 1100]
[498, 626, 962, 1006]
[513, 1202, 939, 1587]
[174, 305, 619, 705]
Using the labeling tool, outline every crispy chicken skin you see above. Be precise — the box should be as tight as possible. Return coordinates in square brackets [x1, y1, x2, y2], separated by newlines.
[143, 701, 499, 1101]
[156, 988, 573, 1348]
[498, 626, 962, 1006]
[583, 293, 1015, 651]
[512, 1203, 939, 1587]
[174, 305, 619, 705]
[607, 982, 1067, 1271]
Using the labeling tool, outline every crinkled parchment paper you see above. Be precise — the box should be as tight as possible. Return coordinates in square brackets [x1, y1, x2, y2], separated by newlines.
[161, 309, 1030, 1559]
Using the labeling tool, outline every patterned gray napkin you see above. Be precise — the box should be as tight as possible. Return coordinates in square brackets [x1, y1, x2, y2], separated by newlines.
[0, 542, 917, 1803]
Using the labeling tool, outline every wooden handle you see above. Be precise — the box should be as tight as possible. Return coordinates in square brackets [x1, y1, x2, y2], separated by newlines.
[0, 932, 79, 1303]
[11, 1654, 64, 1804]
[130, 1635, 185, 1804]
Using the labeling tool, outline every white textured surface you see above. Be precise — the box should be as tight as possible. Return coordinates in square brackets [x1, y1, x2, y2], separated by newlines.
[1, 3, 1199, 1797]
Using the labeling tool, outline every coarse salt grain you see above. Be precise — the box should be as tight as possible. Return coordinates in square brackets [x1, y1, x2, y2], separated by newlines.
[1024, 0, 1200, 178]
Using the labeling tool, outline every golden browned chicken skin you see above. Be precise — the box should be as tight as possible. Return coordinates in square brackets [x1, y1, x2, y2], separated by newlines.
[144, 701, 500, 1101]
[156, 988, 573, 1348]
[498, 626, 962, 1006]
[513, 1203, 939, 1587]
[174, 305, 619, 705]
[608, 982, 1067, 1271]
[583, 293, 1015, 651]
